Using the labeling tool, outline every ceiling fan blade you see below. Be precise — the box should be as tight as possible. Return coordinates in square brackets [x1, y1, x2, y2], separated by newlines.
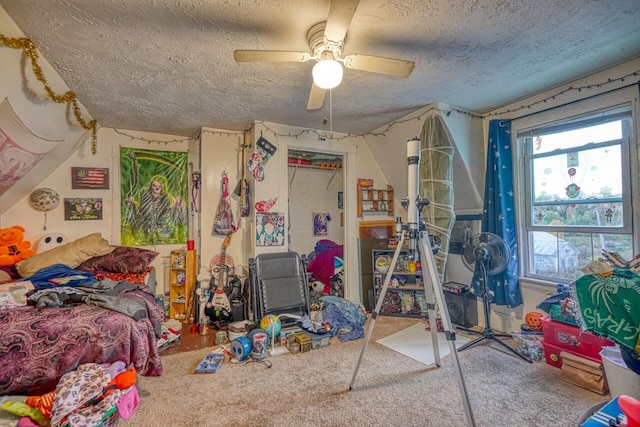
[306, 83, 326, 110]
[324, 0, 360, 43]
[343, 54, 415, 78]
[233, 50, 311, 63]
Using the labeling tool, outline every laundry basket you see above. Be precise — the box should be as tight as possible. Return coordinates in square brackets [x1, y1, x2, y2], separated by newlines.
[61, 406, 119, 427]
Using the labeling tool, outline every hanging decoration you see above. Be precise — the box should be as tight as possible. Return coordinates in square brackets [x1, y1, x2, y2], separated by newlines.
[419, 113, 455, 281]
[247, 136, 277, 181]
[212, 171, 239, 236]
[0, 35, 99, 154]
[234, 134, 251, 217]
[28, 187, 60, 230]
[605, 207, 615, 224]
[0, 98, 61, 197]
[565, 166, 581, 199]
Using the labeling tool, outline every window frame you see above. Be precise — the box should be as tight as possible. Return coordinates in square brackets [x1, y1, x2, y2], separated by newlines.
[512, 91, 639, 286]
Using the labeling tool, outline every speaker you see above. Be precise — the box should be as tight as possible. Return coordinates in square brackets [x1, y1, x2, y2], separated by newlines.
[231, 298, 246, 322]
[443, 289, 477, 328]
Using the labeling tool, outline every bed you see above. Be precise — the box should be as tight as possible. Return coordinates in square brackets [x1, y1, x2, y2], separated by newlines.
[0, 233, 164, 396]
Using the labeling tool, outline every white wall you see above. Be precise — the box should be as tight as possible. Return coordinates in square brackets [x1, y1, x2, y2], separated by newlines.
[362, 103, 485, 218]
[2, 127, 196, 295]
[288, 166, 344, 256]
[199, 128, 250, 281]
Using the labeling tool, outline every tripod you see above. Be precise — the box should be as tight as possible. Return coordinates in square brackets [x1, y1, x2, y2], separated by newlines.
[348, 138, 476, 427]
[456, 256, 532, 363]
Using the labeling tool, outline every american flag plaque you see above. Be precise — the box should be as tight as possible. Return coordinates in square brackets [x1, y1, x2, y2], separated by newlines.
[71, 167, 109, 189]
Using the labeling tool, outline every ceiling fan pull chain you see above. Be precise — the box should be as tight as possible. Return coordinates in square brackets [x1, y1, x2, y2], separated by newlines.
[329, 88, 333, 138]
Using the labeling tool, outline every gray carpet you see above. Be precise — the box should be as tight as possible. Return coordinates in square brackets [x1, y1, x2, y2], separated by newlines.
[127, 316, 606, 426]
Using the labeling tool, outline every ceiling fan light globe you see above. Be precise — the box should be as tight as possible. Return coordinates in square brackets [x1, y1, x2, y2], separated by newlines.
[312, 60, 343, 89]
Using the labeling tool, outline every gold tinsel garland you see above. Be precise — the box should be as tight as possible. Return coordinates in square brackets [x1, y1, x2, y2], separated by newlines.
[0, 35, 98, 154]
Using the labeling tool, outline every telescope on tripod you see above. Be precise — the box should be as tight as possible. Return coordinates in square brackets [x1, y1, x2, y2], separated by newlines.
[349, 137, 476, 427]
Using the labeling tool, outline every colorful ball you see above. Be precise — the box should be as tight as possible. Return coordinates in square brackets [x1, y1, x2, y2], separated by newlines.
[260, 315, 281, 338]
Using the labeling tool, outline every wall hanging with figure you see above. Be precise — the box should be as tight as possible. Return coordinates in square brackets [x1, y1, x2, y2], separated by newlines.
[120, 147, 188, 246]
[313, 212, 331, 236]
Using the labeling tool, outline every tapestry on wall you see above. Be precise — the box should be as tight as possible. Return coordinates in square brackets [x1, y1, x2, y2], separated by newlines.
[120, 147, 188, 246]
[256, 212, 285, 246]
[0, 98, 62, 197]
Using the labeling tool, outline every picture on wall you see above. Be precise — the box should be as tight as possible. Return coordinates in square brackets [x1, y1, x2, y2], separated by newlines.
[256, 212, 285, 246]
[313, 212, 331, 236]
[64, 198, 103, 221]
[119, 147, 189, 246]
[71, 167, 109, 189]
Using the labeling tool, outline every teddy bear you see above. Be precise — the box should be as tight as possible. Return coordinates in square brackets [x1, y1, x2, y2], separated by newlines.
[0, 225, 36, 266]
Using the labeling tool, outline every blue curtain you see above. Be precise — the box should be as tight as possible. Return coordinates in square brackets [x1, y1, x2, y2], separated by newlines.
[471, 119, 523, 308]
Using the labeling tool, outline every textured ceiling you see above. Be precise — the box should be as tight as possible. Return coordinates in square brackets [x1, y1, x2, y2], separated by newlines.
[1, 0, 639, 137]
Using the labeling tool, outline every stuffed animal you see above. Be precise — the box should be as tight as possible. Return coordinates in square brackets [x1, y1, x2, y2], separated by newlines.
[34, 233, 69, 253]
[0, 225, 35, 266]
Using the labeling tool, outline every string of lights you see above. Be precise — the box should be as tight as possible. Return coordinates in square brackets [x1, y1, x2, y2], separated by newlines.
[113, 128, 198, 144]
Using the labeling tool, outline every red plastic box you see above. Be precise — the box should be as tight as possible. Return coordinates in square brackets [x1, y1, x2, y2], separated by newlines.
[541, 315, 613, 362]
[542, 340, 601, 369]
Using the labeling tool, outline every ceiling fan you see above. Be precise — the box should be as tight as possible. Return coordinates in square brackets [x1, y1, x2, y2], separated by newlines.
[233, 0, 415, 110]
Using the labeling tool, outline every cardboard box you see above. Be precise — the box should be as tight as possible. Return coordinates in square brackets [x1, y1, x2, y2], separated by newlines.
[560, 350, 608, 394]
[294, 332, 312, 353]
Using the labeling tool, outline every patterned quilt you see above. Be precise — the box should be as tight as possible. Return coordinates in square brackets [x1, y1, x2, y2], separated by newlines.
[0, 286, 163, 395]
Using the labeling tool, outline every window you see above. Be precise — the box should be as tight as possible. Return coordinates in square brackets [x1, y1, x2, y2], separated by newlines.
[518, 106, 634, 283]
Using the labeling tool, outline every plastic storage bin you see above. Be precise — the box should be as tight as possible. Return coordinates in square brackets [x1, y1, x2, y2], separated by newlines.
[306, 331, 331, 350]
[541, 315, 613, 361]
[600, 346, 640, 399]
[542, 340, 601, 369]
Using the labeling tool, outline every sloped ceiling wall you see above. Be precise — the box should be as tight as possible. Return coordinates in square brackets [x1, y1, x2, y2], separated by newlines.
[362, 103, 484, 216]
[0, 8, 92, 217]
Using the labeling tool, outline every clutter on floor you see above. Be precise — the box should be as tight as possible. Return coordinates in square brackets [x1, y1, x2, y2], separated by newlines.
[306, 239, 344, 305]
[157, 318, 182, 351]
[536, 249, 640, 395]
[0, 361, 140, 427]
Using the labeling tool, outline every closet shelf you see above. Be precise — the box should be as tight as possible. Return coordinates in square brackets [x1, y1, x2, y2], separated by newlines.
[288, 162, 343, 189]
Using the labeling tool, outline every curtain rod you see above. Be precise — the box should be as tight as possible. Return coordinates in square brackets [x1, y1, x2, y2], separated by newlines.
[511, 81, 639, 122]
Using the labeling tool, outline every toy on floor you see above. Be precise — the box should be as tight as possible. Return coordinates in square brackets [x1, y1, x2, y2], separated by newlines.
[0, 225, 35, 266]
[619, 395, 640, 427]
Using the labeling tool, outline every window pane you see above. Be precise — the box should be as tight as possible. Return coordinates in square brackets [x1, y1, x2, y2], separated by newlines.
[529, 231, 632, 282]
[533, 120, 623, 154]
[532, 201, 624, 227]
[532, 144, 622, 204]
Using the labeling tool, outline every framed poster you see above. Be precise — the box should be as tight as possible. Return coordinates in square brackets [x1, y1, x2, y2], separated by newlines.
[313, 212, 330, 236]
[71, 167, 109, 189]
[64, 198, 103, 220]
[119, 147, 188, 246]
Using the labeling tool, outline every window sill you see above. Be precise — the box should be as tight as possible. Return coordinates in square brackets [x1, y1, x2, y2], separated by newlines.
[519, 276, 562, 290]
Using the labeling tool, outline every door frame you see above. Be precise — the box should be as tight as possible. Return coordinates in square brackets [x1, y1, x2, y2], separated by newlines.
[279, 137, 359, 303]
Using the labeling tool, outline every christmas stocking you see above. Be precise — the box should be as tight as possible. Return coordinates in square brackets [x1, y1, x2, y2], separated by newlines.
[247, 136, 277, 181]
